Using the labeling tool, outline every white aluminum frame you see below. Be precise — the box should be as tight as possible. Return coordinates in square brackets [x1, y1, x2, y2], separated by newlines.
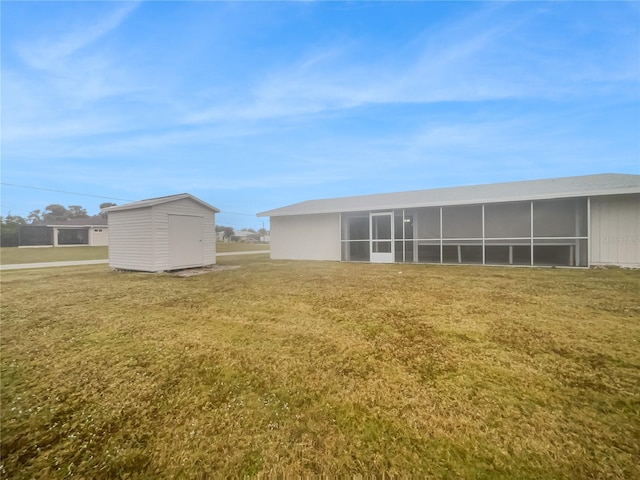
[370, 211, 394, 263]
[340, 198, 590, 267]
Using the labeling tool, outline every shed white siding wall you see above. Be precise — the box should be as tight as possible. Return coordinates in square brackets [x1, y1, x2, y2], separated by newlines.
[151, 198, 216, 271]
[590, 194, 640, 268]
[108, 208, 154, 271]
[270, 213, 340, 261]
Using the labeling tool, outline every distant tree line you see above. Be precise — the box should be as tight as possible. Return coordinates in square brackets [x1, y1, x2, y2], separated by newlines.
[0, 202, 117, 247]
[1, 203, 265, 247]
[215, 226, 270, 243]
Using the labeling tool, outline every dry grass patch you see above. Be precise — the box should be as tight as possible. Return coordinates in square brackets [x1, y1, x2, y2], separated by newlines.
[1, 258, 639, 478]
[0, 244, 267, 265]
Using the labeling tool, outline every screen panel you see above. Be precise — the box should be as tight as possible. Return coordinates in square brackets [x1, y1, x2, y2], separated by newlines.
[485, 202, 531, 238]
[533, 198, 587, 237]
[442, 205, 482, 239]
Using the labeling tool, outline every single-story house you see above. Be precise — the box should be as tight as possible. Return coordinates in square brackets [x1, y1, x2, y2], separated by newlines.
[104, 193, 219, 272]
[257, 173, 640, 268]
[232, 230, 258, 242]
[19, 216, 109, 247]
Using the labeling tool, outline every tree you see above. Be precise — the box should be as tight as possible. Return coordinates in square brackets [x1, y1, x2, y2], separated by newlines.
[43, 204, 68, 222]
[223, 227, 234, 240]
[41, 204, 89, 221]
[67, 205, 88, 219]
[99, 202, 116, 218]
[27, 209, 42, 224]
[1, 214, 26, 226]
[215, 225, 235, 240]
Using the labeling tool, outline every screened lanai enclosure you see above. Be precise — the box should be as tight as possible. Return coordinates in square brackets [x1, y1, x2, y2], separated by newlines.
[20, 226, 95, 246]
[341, 198, 588, 267]
[259, 174, 640, 268]
[18, 218, 109, 247]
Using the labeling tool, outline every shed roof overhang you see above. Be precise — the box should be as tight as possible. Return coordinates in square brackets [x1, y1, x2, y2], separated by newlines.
[103, 193, 220, 214]
[257, 173, 640, 217]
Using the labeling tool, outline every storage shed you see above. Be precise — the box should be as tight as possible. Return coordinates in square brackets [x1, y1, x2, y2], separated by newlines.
[258, 173, 640, 268]
[104, 194, 219, 272]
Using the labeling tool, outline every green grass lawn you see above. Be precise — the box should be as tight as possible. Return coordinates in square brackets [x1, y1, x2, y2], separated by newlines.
[0, 243, 268, 265]
[1, 257, 639, 478]
[0, 246, 109, 265]
[215, 242, 270, 253]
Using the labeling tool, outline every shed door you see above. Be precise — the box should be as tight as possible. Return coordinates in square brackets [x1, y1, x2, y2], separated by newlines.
[169, 215, 204, 269]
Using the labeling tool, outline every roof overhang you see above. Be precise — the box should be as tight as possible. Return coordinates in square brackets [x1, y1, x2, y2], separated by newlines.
[103, 193, 220, 214]
[257, 173, 640, 217]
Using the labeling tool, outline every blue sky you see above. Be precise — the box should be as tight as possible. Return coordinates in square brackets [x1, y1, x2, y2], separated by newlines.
[2, 1, 639, 229]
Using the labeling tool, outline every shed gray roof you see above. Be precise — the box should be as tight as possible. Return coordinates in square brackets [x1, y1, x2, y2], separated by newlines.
[258, 173, 640, 217]
[103, 193, 220, 214]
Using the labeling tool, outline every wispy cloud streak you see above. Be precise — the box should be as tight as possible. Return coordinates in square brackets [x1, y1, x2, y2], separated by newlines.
[1, 1, 638, 221]
[185, 4, 638, 126]
[17, 2, 140, 70]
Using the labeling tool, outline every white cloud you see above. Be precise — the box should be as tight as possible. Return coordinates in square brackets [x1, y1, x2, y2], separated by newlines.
[17, 2, 140, 71]
[2, 2, 146, 145]
[184, 3, 638, 126]
[3, 1, 637, 195]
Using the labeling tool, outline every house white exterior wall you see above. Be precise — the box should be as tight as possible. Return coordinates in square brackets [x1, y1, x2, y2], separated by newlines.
[270, 213, 340, 261]
[89, 227, 109, 246]
[107, 196, 217, 272]
[46, 226, 109, 247]
[589, 194, 640, 268]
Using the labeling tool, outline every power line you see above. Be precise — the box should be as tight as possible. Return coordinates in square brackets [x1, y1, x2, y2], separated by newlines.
[1, 182, 134, 202]
[221, 211, 257, 217]
[1, 182, 257, 217]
